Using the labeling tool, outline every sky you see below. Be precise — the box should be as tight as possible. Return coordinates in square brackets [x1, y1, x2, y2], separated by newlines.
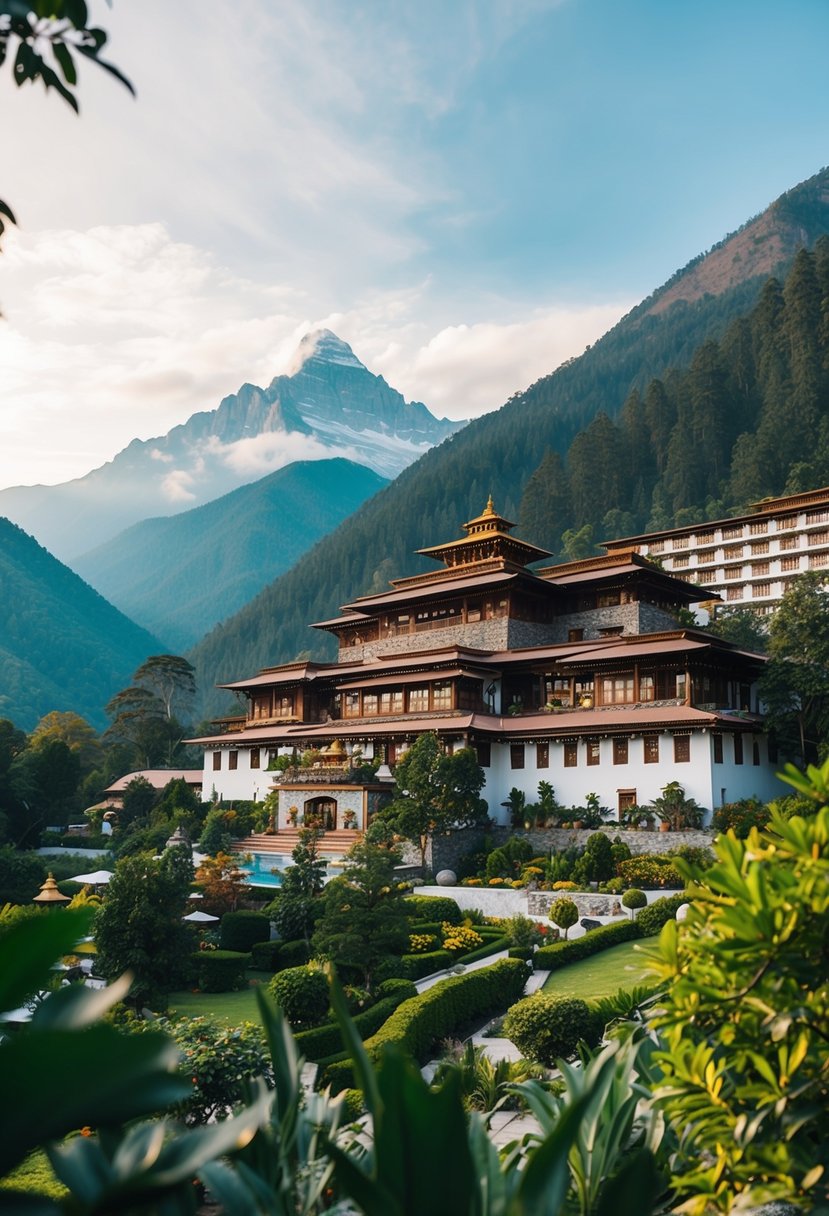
[2, 0, 829, 490]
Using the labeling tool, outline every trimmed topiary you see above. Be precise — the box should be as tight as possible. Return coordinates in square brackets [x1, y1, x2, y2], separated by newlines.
[219, 910, 271, 952]
[403, 895, 462, 924]
[636, 893, 688, 936]
[621, 888, 647, 918]
[269, 964, 329, 1029]
[503, 994, 602, 1065]
[276, 938, 312, 969]
[192, 949, 251, 993]
[250, 940, 282, 971]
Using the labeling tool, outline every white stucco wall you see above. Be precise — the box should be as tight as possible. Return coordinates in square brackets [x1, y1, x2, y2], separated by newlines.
[480, 730, 786, 825]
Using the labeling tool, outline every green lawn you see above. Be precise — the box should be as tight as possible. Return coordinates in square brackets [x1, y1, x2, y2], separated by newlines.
[540, 940, 652, 1000]
[167, 974, 266, 1024]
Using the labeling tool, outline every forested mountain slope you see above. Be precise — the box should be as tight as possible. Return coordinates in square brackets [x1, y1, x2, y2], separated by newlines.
[72, 459, 387, 650]
[0, 518, 164, 731]
[190, 169, 829, 718]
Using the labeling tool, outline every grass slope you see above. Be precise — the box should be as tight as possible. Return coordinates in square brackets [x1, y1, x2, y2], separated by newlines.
[540, 938, 650, 999]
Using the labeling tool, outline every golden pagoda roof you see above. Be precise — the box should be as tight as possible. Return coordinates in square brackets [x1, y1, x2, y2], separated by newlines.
[416, 498, 552, 569]
[33, 873, 71, 904]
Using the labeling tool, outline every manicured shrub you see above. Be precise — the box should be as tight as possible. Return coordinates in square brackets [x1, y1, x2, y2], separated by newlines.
[440, 923, 483, 953]
[535, 918, 640, 971]
[375, 977, 418, 1001]
[636, 893, 688, 937]
[269, 965, 329, 1029]
[711, 798, 769, 838]
[276, 938, 311, 969]
[549, 897, 579, 939]
[503, 994, 602, 1065]
[294, 984, 416, 1061]
[403, 895, 462, 924]
[621, 888, 647, 917]
[617, 855, 683, 889]
[321, 958, 528, 1092]
[219, 910, 271, 952]
[250, 940, 281, 971]
[192, 949, 251, 993]
[397, 949, 454, 980]
[573, 832, 615, 883]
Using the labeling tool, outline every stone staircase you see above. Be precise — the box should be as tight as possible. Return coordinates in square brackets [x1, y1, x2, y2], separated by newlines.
[232, 829, 361, 857]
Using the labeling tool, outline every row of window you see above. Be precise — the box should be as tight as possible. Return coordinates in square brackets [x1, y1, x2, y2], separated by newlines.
[646, 509, 829, 555]
[506, 731, 764, 769]
[213, 747, 262, 771]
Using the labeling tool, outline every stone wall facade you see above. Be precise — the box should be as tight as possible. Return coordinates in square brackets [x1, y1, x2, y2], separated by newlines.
[527, 890, 623, 918]
[493, 825, 714, 856]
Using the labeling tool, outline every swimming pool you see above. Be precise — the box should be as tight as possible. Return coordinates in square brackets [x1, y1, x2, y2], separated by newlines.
[239, 852, 345, 887]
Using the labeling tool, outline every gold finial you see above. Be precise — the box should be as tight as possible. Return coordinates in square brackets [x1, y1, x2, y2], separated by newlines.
[483, 495, 495, 516]
[33, 872, 71, 904]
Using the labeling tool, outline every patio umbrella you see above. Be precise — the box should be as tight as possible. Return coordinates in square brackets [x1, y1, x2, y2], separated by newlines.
[182, 910, 219, 923]
[68, 870, 113, 885]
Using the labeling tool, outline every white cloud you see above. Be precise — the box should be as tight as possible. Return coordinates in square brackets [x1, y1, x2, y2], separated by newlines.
[0, 222, 630, 489]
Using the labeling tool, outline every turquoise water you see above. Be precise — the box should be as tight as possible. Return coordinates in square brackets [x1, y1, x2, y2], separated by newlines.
[239, 853, 290, 887]
[240, 851, 345, 887]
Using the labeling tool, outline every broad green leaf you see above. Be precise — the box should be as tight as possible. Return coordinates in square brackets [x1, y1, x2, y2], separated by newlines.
[0, 909, 93, 1013]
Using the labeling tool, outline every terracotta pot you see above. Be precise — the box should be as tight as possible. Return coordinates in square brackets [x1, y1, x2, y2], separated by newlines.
[572, 820, 584, 829]
[659, 821, 671, 832]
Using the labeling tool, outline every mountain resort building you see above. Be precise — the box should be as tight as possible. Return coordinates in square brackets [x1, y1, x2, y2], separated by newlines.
[604, 485, 829, 618]
[194, 500, 785, 835]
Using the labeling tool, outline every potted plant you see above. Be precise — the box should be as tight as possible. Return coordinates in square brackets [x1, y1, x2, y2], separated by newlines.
[287, 806, 299, 827]
[343, 808, 357, 830]
[649, 781, 704, 832]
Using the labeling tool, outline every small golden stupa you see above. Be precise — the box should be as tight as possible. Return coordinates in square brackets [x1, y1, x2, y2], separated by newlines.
[33, 873, 71, 905]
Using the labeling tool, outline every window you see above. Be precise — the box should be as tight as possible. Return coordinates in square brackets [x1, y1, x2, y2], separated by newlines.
[363, 693, 379, 715]
[673, 556, 689, 568]
[229, 751, 238, 770]
[780, 535, 799, 550]
[212, 751, 221, 771]
[586, 740, 601, 766]
[252, 694, 270, 720]
[696, 570, 716, 584]
[781, 556, 800, 571]
[806, 509, 829, 524]
[275, 694, 294, 718]
[344, 691, 361, 717]
[753, 583, 771, 597]
[809, 552, 829, 568]
[597, 592, 621, 607]
[724, 567, 743, 580]
[649, 541, 665, 554]
[696, 531, 714, 545]
[510, 744, 525, 770]
[751, 541, 770, 554]
[734, 734, 743, 765]
[673, 536, 689, 550]
[749, 522, 768, 535]
[613, 738, 628, 765]
[723, 526, 743, 540]
[753, 739, 760, 766]
[564, 741, 578, 767]
[536, 742, 549, 769]
[726, 587, 744, 601]
[639, 674, 655, 701]
[778, 515, 797, 530]
[643, 735, 659, 763]
[809, 530, 829, 545]
[598, 625, 624, 637]
[432, 682, 452, 710]
[250, 747, 260, 769]
[601, 674, 635, 704]
[380, 690, 404, 714]
[568, 628, 584, 642]
[475, 741, 491, 767]
[753, 561, 770, 576]
[673, 736, 690, 763]
[408, 687, 430, 712]
[713, 732, 723, 763]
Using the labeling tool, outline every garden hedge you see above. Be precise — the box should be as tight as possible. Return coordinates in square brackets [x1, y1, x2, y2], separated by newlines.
[276, 938, 312, 969]
[294, 983, 416, 1061]
[636, 893, 688, 936]
[534, 919, 641, 971]
[403, 895, 462, 924]
[503, 995, 603, 1065]
[250, 940, 282, 971]
[320, 958, 528, 1092]
[192, 949, 251, 993]
[219, 910, 271, 952]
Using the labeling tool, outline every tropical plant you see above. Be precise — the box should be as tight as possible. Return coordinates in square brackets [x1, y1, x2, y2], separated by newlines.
[648, 781, 705, 831]
[432, 1040, 544, 1113]
[644, 769, 829, 1213]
